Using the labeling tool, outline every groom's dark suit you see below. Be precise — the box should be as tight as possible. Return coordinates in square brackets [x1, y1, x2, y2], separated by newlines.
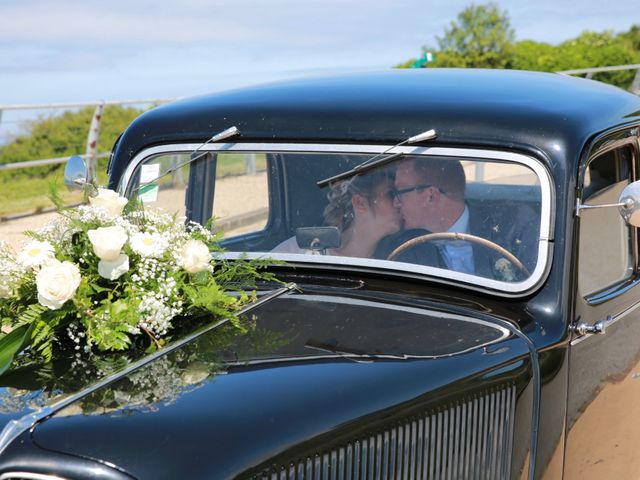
[374, 203, 538, 280]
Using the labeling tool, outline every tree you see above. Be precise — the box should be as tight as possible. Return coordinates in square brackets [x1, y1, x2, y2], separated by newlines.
[511, 32, 640, 88]
[618, 24, 640, 51]
[434, 3, 515, 68]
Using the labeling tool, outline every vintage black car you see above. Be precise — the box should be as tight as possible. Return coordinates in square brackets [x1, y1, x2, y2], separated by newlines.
[1, 69, 640, 479]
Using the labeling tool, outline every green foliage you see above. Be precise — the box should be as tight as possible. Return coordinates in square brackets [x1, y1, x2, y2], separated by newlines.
[399, 4, 640, 90]
[0, 105, 141, 175]
[0, 324, 33, 376]
[434, 3, 515, 68]
[0, 105, 141, 215]
[619, 24, 640, 51]
[511, 31, 640, 87]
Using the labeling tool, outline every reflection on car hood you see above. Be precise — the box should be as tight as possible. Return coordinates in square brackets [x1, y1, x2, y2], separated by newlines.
[24, 292, 528, 479]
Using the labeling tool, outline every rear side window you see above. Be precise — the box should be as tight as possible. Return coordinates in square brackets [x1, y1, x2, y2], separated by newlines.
[211, 153, 269, 237]
[578, 146, 635, 297]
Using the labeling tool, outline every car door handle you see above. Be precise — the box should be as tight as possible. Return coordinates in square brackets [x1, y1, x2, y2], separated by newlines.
[572, 315, 612, 336]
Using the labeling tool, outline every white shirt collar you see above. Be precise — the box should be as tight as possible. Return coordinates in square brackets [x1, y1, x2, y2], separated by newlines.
[447, 204, 470, 234]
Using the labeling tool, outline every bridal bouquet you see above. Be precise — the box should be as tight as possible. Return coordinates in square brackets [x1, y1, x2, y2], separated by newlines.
[0, 188, 277, 375]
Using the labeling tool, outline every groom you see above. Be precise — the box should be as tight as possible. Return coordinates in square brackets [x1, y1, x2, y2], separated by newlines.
[376, 157, 537, 280]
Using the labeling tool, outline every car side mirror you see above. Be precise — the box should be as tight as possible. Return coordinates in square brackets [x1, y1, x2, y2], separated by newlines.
[619, 180, 640, 227]
[64, 155, 90, 190]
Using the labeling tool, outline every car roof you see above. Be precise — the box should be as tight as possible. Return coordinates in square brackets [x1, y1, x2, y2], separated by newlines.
[109, 69, 640, 186]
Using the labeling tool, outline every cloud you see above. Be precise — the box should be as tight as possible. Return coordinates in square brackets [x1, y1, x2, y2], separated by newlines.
[0, 2, 260, 46]
[1, 0, 638, 106]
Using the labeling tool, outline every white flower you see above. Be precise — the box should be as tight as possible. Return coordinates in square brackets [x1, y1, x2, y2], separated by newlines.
[87, 226, 128, 261]
[88, 188, 128, 219]
[17, 240, 55, 268]
[130, 232, 167, 258]
[36, 260, 81, 310]
[98, 254, 130, 280]
[177, 240, 211, 273]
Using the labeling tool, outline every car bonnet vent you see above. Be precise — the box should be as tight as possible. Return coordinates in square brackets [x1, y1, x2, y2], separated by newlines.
[252, 384, 517, 480]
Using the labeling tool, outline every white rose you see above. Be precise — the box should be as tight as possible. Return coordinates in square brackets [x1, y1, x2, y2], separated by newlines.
[17, 240, 55, 268]
[130, 232, 167, 258]
[98, 254, 129, 280]
[87, 226, 128, 261]
[36, 260, 81, 310]
[89, 188, 128, 219]
[178, 240, 211, 273]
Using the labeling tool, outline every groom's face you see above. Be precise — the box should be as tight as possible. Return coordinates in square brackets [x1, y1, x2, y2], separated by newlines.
[394, 160, 435, 230]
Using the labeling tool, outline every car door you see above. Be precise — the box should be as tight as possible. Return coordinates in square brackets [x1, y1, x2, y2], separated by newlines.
[565, 139, 640, 479]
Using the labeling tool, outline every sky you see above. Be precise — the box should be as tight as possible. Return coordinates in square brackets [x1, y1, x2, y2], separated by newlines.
[0, 0, 639, 140]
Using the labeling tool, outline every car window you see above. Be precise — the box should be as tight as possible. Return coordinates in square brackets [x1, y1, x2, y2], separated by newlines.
[128, 152, 189, 218]
[211, 153, 269, 237]
[259, 152, 543, 287]
[126, 147, 551, 293]
[128, 152, 270, 237]
[578, 145, 635, 297]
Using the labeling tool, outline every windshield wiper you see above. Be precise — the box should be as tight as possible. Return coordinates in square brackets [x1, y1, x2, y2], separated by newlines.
[131, 126, 240, 195]
[316, 129, 437, 188]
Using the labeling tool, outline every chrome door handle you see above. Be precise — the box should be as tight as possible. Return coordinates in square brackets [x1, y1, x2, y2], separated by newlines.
[573, 315, 611, 336]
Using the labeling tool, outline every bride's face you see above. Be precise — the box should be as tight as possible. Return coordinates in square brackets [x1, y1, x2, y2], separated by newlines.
[364, 179, 402, 237]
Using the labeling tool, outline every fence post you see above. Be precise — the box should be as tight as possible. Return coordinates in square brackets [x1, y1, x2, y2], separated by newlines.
[85, 103, 104, 182]
[630, 68, 640, 95]
[245, 153, 257, 175]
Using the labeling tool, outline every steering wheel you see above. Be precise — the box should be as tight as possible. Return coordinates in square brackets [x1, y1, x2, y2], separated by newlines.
[386, 232, 530, 277]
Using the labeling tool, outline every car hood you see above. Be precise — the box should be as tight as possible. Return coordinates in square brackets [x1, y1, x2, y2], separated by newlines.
[20, 292, 529, 478]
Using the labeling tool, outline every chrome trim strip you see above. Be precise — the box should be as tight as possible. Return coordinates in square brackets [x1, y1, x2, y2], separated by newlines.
[0, 284, 297, 457]
[118, 142, 553, 295]
[291, 293, 511, 337]
[571, 299, 640, 346]
[0, 474, 67, 480]
[203, 294, 512, 363]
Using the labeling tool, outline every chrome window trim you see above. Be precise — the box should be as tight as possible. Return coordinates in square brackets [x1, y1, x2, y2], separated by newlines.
[0, 474, 67, 480]
[118, 143, 553, 294]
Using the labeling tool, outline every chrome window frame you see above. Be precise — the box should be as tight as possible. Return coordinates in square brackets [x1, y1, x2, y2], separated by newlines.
[118, 143, 553, 294]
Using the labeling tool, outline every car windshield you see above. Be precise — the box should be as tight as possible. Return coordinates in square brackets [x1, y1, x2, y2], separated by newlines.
[123, 145, 550, 293]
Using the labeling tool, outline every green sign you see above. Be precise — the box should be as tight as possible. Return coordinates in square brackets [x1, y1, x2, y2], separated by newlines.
[412, 52, 436, 68]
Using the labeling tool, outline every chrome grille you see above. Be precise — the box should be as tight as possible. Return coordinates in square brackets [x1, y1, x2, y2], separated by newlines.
[255, 384, 517, 480]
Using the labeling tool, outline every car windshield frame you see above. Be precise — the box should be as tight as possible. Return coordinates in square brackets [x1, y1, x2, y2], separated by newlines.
[118, 142, 553, 295]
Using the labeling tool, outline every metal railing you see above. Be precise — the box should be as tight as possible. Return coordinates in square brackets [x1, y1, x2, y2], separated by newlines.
[0, 98, 175, 174]
[1, 64, 639, 220]
[557, 63, 640, 94]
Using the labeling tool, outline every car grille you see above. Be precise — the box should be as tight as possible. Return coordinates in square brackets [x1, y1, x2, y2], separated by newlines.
[253, 384, 517, 480]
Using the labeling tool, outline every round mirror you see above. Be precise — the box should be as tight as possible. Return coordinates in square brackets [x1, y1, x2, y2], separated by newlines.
[619, 180, 640, 227]
[64, 155, 89, 190]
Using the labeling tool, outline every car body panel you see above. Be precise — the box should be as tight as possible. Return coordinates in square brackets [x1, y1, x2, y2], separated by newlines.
[28, 292, 534, 479]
